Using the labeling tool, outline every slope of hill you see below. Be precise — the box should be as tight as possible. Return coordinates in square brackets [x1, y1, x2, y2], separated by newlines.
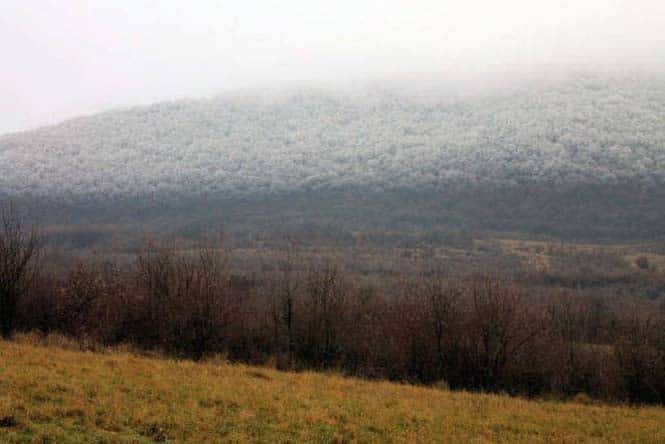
[2, 73, 664, 198]
[1, 337, 664, 443]
[2, 72, 665, 242]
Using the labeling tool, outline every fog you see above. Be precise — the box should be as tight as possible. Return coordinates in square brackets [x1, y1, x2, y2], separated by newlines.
[2, 0, 665, 134]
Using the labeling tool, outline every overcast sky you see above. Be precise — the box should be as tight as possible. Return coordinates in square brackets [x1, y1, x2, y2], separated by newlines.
[2, 0, 665, 134]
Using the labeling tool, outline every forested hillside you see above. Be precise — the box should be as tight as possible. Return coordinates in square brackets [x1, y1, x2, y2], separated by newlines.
[2, 72, 665, 242]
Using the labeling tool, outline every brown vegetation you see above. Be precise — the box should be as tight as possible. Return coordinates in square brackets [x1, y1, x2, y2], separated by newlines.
[0, 203, 40, 339]
[3, 202, 665, 405]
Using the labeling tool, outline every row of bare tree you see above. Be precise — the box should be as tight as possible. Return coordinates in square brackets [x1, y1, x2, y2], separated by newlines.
[2, 205, 665, 404]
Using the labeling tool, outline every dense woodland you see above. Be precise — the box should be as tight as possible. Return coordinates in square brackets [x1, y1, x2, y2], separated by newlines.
[3, 72, 665, 243]
[24, 179, 665, 247]
[3, 73, 665, 198]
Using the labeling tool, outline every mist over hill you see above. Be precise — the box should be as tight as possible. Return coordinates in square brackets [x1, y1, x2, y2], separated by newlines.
[2, 71, 665, 242]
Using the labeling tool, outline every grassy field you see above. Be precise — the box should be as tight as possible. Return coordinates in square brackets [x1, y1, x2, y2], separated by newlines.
[1, 338, 665, 443]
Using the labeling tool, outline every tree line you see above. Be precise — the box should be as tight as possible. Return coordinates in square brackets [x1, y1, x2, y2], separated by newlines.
[2, 204, 665, 405]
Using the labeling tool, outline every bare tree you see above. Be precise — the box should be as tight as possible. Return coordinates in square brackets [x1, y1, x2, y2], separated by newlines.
[269, 241, 301, 367]
[135, 239, 239, 358]
[546, 291, 591, 393]
[423, 273, 461, 380]
[0, 202, 40, 339]
[614, 307, 665, 403]
[305, 261, 347, 367]
[466, 277, 537, 390]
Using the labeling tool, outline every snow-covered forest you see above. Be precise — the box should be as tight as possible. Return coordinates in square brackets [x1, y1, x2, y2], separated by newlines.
[2, 72, 665, 242]
[2, 72, 664, 200]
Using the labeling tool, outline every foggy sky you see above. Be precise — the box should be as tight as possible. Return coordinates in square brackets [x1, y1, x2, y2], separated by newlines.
[2, 0, 665, 134]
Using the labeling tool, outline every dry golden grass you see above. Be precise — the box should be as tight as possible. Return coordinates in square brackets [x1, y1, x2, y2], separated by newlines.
[491, 238, 665, 273]
[1, 337, 665, 443]
[625, 253, 665, 271]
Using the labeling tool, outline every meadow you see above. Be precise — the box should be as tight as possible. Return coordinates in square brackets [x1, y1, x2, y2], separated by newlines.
[1, 336, 665, 443]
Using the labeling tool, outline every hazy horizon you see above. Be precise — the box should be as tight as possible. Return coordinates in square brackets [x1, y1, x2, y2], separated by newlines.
[2, 0, 665, 134]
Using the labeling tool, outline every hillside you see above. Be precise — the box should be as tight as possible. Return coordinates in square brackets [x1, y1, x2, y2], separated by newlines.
[1, 338, 665, 443]
[3, 72, 665, 242]
[2, 73, 665, 198]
